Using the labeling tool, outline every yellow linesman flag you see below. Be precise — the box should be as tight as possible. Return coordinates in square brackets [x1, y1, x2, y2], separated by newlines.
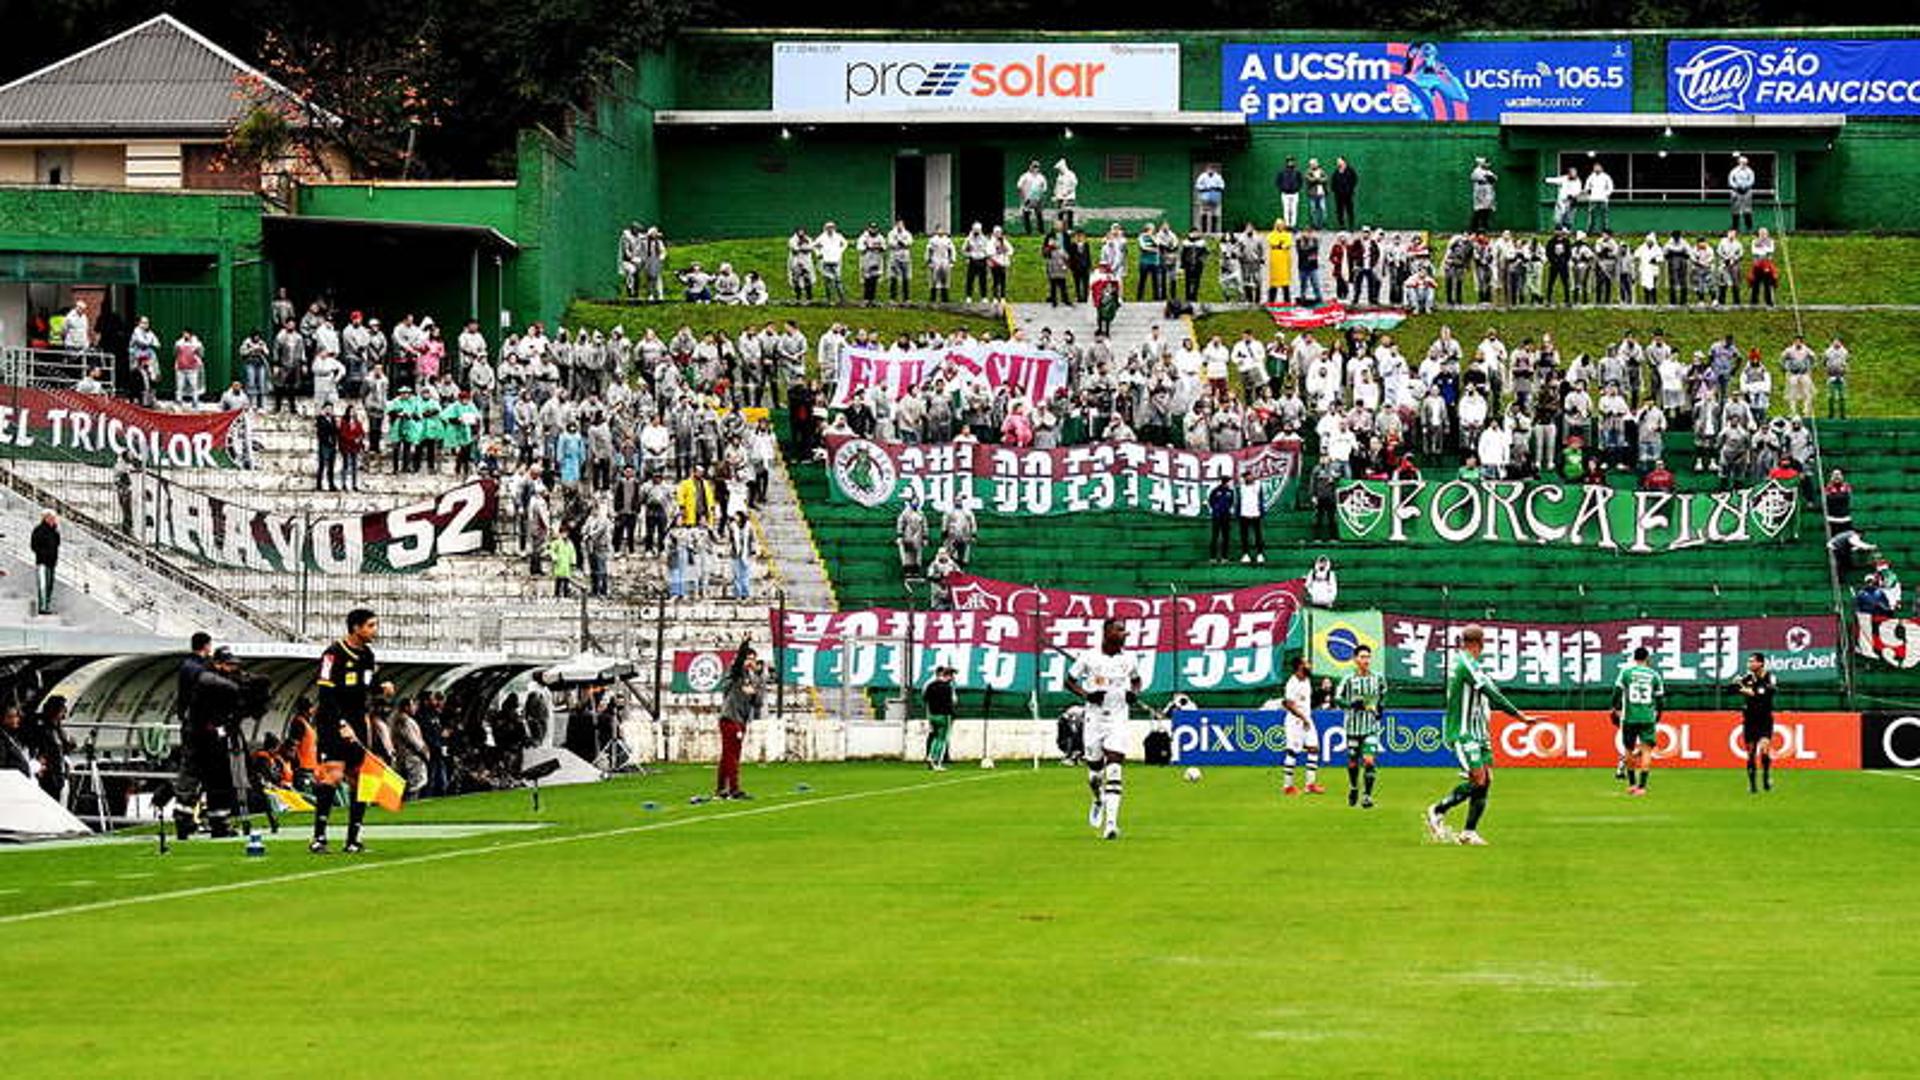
[356, 752, 407, 812]
[265, 786, 314, 813]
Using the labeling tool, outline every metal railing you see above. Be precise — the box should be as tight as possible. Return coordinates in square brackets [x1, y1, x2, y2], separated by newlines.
[0, 345, 117, 390]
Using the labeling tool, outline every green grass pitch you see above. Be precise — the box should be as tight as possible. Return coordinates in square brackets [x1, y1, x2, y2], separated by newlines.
[2, 763, 1916, 1078]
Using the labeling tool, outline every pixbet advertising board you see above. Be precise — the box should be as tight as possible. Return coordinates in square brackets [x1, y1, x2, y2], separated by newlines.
[773, 41, 1180, 113]
[1171, 709, 1457, 767]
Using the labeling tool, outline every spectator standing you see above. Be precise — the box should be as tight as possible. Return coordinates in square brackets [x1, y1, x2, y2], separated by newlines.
[1728, 155, 1757, 232]
[816, 222, 849, 304]
[715, 645, 762, 800]
[1194, 163, 1225, 234]
[171, 328, 205, 406]
[1276, 156, 1304, 228]
[1584, 162, 1614, 233]
[896, 496, 928, 576]
[1235, 471, 1266, 564]
[925, 227, 955, 303]
[547, 528, 577, 598]
[1824, 337, 1850, 419]
[1017, 160, 1049, 234]
[1331, 157, 1359, 230]
[727, 511, 756, 600]
[1052, 158, 1078, 230]
[1206, 476, 1234, 564]
[129, 316, 160, 379]
[922, 666, 956, 770]
[61, 299, 91, 352]
[29, 510, 59, 615]
[314, 404, 340, 491]
[1303, 158, 1330, 230]
[1468, 158, 1497, 232]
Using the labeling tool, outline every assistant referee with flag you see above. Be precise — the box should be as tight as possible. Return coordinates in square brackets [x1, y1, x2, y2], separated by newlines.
[311, 608, 380, 854]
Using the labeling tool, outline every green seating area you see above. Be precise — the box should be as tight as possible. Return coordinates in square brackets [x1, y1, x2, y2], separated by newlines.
[788, 449, 1843, 715]
[1807, 420, 1920, 706]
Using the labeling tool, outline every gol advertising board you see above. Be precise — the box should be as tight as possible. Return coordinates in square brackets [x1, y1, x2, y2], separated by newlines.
[1491, 712, 1861, 770]
[1669, 39, 1920, 117]
[1223, 40, 1632, 123]
[774, 41, 1179, 113]
[1171, 709, 1457, 767]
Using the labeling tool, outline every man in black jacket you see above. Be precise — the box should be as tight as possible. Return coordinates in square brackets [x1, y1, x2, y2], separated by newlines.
[29, 510, 58, 615]
[178, 648, 248, 838]
[1332, 157, 1360, 230]
[922, 666, 956, 771]
[1275, 157, 1304, 228]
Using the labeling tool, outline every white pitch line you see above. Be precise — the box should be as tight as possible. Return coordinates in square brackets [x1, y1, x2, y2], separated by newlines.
[0, 771, 1012, 928]
[1861, 770, 1920, 783]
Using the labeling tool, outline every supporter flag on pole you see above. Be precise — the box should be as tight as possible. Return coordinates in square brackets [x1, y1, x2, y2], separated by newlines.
[356, 753, 407, 812]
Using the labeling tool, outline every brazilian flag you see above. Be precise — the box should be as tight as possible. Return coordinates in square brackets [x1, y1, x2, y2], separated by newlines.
[1308, 609, 1385, 678]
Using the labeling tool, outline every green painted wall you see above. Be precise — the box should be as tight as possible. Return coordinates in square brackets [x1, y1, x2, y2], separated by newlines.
[513, 48, 673, 327]
[296, 183, 519, 233]
[0, 186, 263, 385]
[657, 27, 1920, 238]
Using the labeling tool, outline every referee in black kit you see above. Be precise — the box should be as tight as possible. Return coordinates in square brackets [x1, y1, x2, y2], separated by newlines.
[1733, 651, 1778, 795]
[311, 608, 380, 853]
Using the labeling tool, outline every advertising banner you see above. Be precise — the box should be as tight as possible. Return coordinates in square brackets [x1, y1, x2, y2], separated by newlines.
[0, 387, 243, 467]
[773, 577, 1303, 694]
[1315, 610, 1839, 687]
[1223, 40, 1632, 123]
[774, 41, 1180, 114]
[826, 435, 1299, 518]
[670, 650, 732, 694]
[828, 342, 1070, 409]
[1853, 613, 1920, 668]
[1491, 711, 1861, 770]
[128, 474, 497, 575]
[1334, 478, 1799, 553]
[1669, 39, 1920, 116]
[1859, 712, 1920, 770]
[1171, 708, 1457, 767]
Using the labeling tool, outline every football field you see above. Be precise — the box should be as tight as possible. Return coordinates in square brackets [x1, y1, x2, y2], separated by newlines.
[3, 763, 1916, 1078]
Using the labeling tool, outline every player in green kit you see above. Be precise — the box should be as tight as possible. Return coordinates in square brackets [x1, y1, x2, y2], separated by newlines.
[1425, 624, 1536, 846]
[1337, 645, 1388, 808]
[1612, 646, 1665, 796]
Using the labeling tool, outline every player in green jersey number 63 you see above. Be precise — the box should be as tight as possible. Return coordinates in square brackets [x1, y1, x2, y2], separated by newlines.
[1612, 646, 1666, 796]
[1425, 624, 1539, 846]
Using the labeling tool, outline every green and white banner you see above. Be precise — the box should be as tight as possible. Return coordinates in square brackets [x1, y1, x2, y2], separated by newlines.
[1334, 478, 1800, 553]
[827, 435, 1299, 518]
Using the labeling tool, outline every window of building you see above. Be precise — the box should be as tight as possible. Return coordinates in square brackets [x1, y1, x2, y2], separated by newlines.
[1554, 150, 1776, 202]
[1102, 154, 1143, 183]
[34, 149, 71, 185]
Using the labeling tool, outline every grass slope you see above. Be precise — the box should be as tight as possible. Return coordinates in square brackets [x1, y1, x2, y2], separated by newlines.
[660, 234, 1920, 308]
[3, 764, 1916, 1078]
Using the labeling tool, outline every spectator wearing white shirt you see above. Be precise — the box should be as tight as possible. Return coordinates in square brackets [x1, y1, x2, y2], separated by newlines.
[1547, 168, 1583, 230]
[1583, 162, 1614, 233]
[1193, 163, 1225, 234]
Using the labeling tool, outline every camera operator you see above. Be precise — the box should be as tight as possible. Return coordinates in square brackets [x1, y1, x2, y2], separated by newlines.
[177, 647, 254, 839]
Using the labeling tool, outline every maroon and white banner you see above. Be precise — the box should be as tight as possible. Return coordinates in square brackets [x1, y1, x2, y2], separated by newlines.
[1856, 614, 1920, 669]
[829, 341, 1070, 407]
[129, 474, 497, 574]
[0, 387, 243, 467]
[776, 574, 1304, 692]
[826, 435, 1299, 517]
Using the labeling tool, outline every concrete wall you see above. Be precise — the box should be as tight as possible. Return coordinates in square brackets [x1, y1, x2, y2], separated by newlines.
[512, 49, 673, 326]
[298, 181, 520, 232]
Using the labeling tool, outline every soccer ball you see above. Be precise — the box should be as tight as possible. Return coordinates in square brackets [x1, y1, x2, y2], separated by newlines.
[979, 757, 996, 770]
[1183, 767, 1203, 783]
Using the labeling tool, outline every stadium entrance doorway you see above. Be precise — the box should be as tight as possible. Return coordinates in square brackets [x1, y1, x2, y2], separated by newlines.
[958, 147, 1005, 232]
[891, 152, 953, 233]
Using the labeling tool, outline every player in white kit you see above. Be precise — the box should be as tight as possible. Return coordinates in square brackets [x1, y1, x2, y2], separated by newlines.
[1260, 656, 1325, 796]
[1066, 618, 1142, 840]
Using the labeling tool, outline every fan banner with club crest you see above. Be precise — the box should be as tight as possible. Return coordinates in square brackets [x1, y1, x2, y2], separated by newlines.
[0, 387, 245, 467]
[670, 650, 734, 694]
[1333, 610, 1839, 688]
[773, 575, 1304, 693]
[1333, 478, 1800, 553]
[826, 435, 1299, 517]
